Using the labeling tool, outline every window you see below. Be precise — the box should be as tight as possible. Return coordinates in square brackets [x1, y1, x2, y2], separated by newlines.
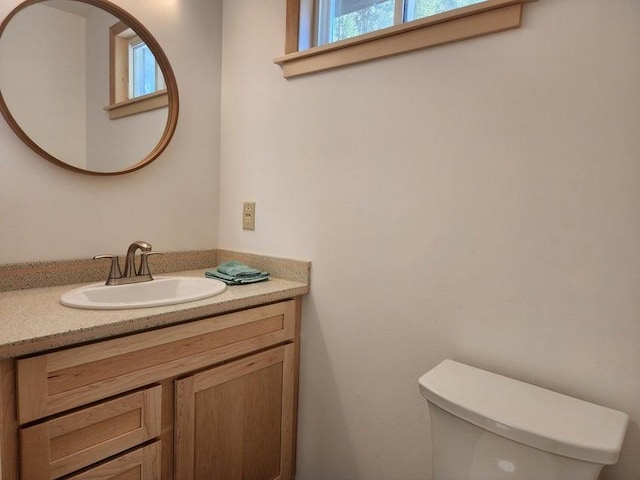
[317, 0, 396, 46]
[317, 0, 485, 46]
[129, 36, 166, 99]
[275, 0, 537, 78]
[405, 0, 487, 23]
[105, 21, 168, 120]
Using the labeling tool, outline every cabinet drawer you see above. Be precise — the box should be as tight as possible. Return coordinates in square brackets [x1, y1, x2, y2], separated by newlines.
[20, 386, 161, 480]
[67, 441, 161, 480]
[17, 300, 296, 424]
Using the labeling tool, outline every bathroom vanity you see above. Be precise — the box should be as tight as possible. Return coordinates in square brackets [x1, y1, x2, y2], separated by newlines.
[0, 259, 309, 480]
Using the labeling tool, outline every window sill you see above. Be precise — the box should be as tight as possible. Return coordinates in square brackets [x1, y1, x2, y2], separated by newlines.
[104, 90, 168, 120]
[275, 0, 535, 78]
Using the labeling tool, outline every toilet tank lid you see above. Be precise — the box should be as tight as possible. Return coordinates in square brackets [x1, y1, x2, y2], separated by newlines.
[418, 360, 629, 465]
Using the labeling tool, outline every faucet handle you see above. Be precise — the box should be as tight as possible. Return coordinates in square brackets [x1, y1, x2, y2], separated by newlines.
[93, 254, 122, 285]
[138, 251, 163, 277]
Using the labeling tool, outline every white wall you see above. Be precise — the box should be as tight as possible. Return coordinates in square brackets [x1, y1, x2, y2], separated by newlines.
[0, 4, 86, 168]
[219, 1, 640, 479]
[0, 0, 223, 263]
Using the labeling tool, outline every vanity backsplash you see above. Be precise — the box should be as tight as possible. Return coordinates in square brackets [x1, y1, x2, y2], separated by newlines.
[0, 249, 310, 291]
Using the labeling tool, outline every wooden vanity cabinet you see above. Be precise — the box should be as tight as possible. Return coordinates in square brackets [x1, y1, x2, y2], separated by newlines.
[0, 298, 301, 480]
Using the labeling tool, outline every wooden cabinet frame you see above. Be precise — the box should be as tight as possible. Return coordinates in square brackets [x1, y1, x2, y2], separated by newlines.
[0, 298, 302, 480]
[16, 301, 296, 424]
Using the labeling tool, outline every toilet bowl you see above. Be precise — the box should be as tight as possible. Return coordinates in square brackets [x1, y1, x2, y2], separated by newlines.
[418, 360, 629, 480]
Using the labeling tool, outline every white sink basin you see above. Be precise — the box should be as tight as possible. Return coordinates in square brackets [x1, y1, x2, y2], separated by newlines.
[60, 276, 227, 310]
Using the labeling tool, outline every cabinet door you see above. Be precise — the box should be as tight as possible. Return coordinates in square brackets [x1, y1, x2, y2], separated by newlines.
[175, 344, 295, 480]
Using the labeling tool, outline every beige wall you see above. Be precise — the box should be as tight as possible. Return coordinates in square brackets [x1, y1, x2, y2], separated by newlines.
[219, 0, 640, 479]
[0, 4, 86, 168]
[0, 0, 222, 263]
[1, 0, 639, 478]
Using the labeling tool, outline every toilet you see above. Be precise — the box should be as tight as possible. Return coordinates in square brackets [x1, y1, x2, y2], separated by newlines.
[418, 360, 629, 480]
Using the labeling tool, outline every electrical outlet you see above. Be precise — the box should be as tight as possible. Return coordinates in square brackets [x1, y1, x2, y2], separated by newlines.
[243, 202, 255, 230]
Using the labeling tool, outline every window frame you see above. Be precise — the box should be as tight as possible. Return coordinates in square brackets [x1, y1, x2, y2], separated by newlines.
[275, 0, 536, 78]
[106, 21, 168, 120]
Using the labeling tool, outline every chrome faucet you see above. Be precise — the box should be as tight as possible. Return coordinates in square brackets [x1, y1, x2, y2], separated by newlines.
[94, 241, 163, 285]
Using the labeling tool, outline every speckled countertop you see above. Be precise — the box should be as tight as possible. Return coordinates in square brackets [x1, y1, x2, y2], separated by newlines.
[0, 252, 310, 359]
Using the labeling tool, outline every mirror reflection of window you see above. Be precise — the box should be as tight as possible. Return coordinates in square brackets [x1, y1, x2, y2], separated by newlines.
[107, 20, 169, 120]
[128, 36, 165, 99]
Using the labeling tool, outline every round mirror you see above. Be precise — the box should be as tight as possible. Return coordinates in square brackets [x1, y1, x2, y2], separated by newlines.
[0, 0, 178, 175]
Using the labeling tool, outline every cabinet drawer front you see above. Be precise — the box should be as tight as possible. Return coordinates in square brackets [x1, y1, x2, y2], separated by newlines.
[20, 386, 161, 480]
[66, 441, 161, 480]
[17, 300, 296, 424]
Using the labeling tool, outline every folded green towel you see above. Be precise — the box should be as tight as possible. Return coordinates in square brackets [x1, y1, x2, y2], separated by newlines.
[206, 271, 269, 285]
[216, 260, 265, 278]
[206, 260, 270, 285]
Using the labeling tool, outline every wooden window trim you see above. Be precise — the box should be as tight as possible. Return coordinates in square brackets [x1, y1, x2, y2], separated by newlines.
[109, 21, 129, 105]
[275, 0, 537, 78]
[108, 21, 168, 119]
[104, 89, 168, 120]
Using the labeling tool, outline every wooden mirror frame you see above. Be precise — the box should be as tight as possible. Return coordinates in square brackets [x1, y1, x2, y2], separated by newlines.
[0, 0, 179, 176]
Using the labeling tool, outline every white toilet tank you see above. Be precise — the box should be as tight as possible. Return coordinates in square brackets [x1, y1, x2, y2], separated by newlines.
[418, 360, 629, 480]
